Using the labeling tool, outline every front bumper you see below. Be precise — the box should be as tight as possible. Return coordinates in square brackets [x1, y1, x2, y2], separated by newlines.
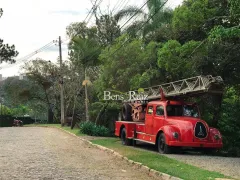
[168, 141, 223, 148]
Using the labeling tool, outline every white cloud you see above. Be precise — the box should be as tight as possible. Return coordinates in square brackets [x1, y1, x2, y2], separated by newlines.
[0, 0, 183, 77]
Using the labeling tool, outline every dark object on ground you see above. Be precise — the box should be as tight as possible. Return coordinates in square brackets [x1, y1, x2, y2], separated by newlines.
[13, 119, 23, 127]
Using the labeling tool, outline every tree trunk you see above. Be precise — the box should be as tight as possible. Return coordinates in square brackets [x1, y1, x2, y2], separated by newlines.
[48, 107, 54, 124]
[212, 94, 223, 127]
[43, 88, 52, 124]
[95, 102, 109, 125]
[71, 95, 78, 129]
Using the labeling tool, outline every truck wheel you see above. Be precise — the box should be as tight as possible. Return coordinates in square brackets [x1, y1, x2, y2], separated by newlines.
[158, 133, 171, 154]
[122, 103, 132, 121]
[121, 128, 132, 146]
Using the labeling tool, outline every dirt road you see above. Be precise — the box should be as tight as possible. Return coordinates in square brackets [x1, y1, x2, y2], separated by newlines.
[0, 127, 158, 180]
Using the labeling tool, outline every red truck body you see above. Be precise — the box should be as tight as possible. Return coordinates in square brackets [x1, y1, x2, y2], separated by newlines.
[115, 100, 223, 153]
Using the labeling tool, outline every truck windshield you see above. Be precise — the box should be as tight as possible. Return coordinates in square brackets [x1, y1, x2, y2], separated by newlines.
[166, 105, 199, 118]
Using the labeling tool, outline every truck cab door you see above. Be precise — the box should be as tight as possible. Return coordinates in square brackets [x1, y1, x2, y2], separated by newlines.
[145, 106, 154, 134]
[153, 105, 165, 135]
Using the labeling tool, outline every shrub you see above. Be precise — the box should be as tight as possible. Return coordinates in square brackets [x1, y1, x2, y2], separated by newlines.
[0, 115, 14, 127]
[79, 121, 110, 137]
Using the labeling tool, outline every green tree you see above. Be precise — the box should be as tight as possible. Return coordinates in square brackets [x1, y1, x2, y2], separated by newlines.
[0, 105, 12, 115]
[11, 105, 30, 117]
[230, 0, 240, 15]
[121, 0, 173, 41]
[172, 0, 217, 42]
[193, 26, 240, 86]
[97, 34, 163, 93]
[0, 76, 48, 120]
[218, 87, 240, 156]
[0, 8, 18, 63]
[157, 40, 202, 81]
[69, 37, 101, 69]
[66, 22, 98, 40]
[96, 14, 121, 46]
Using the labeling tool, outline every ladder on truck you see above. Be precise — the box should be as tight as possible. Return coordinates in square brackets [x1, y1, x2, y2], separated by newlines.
[131, 75, 224, 101]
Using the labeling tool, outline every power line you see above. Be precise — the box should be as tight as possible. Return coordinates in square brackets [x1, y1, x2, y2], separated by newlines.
[84, 0, 98, 23]
[86, 0, 104, 25]
[112, 0, 129, 15]
[119, 2, 147, 30]
[18, 41, 55, 61]
[82, 0, 168, 66]
[0, 0, 103, 70]
[64, 0, 103, 43]
[0, 41, 55, 70]
[78, 0, 152, 63]
[122, 5, 148, 32]
[111, 0, 125, 14]
[117, 0, 129, 12]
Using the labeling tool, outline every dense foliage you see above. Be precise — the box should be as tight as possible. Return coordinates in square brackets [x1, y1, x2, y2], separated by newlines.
[80, 121, 110, 137]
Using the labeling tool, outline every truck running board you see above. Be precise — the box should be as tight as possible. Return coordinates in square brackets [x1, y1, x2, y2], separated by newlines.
[133, 138, 155, 145]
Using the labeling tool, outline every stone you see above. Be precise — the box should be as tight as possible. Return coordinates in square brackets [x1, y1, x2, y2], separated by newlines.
[88, 142, 93, 145]
[133, 162, 142, 169]
[128, 160, 134, 164]
[159, 172, 171, 180]
[109, 149, 115, 153]
[149, 169, 160, 178]
[141, 165, 150, 173]
[170, 175, 184, 180]
[113, 152, 123, 159]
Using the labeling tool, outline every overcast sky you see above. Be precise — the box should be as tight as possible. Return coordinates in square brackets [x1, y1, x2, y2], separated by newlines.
[0, 0, 183, 77]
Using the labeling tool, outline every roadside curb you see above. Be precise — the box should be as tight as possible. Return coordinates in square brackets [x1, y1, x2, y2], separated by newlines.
[54, 126, 183, 180]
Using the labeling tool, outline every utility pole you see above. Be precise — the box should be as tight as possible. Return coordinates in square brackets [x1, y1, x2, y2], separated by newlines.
[58, 36, 65, 126]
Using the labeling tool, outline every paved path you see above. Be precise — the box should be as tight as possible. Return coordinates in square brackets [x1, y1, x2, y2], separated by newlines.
[0, 127, 158, 180]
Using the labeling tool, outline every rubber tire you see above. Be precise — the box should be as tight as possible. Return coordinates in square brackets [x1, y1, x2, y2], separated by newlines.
[122, 103, 132, 121]
[121, 128, 132, 146]
[158, 133, 172, 154]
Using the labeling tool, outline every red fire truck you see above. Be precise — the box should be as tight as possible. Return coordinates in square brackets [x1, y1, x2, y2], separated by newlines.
[115, 75, 224, 154]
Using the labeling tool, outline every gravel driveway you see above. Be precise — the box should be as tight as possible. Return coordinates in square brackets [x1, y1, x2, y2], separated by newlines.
[165, 154, 240, 179]
[0, 127, 158, 180]
[134, 142, 240, 179]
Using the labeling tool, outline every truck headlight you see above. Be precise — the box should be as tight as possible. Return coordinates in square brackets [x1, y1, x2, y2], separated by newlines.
[173, 132, 179, 139]
[214, 134, 220, 140]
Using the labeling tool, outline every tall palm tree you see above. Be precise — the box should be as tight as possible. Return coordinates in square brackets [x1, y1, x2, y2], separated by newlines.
[116, 0, 173, 39]
[93, 6, 145, 46]
[114, 6, 146, 23]
[68, 36, 102, 122]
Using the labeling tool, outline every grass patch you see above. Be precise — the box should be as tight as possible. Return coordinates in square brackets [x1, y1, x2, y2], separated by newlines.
[91, 138, 230, 180]
[25, 124, 84, 136]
